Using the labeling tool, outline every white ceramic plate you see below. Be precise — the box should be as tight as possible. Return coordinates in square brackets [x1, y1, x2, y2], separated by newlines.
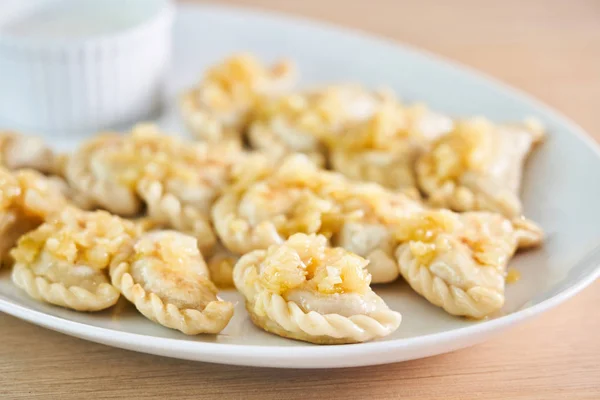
[1, 4, 599, 369]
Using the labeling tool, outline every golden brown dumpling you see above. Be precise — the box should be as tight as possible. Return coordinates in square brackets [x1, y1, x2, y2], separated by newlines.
[0, 168, 68, 267]
[180, 53, 296, 143]
[11, 210, 138, 311]
[331, 182, 423, 283]
[0, 131, 59, 175]
[65, 124, 243, 252]
[329, 101, 452, 191]
[234, 233, 401, 344]
[248, 85, 390, 165]
[212, 154, 423, 284]
[395, 210, 543, 318]
[416, 117, 544, 217]
[212, 154, 350, 254]
[110, 230, 234, 334]
[65, 132, 144, 216]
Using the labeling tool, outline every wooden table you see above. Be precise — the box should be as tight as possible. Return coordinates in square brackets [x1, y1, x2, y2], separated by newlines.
[2, 1, 599, 398]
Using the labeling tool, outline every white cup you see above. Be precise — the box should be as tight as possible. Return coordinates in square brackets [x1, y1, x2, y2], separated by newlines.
[0, 0, 174, 135]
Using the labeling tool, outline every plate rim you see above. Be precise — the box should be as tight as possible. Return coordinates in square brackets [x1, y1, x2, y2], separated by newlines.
[1, 3, 599, 368]
[1, 257, 598, 368]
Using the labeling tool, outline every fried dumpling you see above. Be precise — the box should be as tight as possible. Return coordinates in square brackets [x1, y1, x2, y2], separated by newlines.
[11, 210, 137, 311]
[0, 132, 94, 209]
[395, 210, 543, 318]
[234, 233, 401, 344]
[331, 182, 423, 283]
[248, 85, 390, 165]
[180, 53, 296, 143]
[212, 154, 349, 254]
[416, 117, 544, 217]
[65, 132, 144, 216]
[329, 101, 452, 191]
[133, 133, 241, 253]
[212, 154, 423, 283]
[65, 124, 242, 252]
[0, 168, 68, 267]
[110, 230, 234, 334]
[0, 131, 59, 175]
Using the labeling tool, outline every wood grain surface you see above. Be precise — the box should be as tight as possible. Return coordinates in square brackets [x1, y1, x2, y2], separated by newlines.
[2, 0, 599, 399]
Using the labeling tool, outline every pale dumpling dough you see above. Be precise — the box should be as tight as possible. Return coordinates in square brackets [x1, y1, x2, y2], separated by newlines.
[234, 233, 401, 344]
[0, 131, 59, 175]
[11, 210, 137, 311]
[66, 124, 242, 252]
[212, 153, 350, 254]
[395, 210, 544, 318]
[329, 101, 453, 192]
[134, 134, 242, 253]
[0, 132, 94, 209]
[416, 117, 544, 217]
[65, 132, 144, 216]
[110, 230, 234, 334]
[180, 53, 296, 143]
[248, 85, 390, 165]
[0, 168, 68, 267]
[212, 153, 423, 284]
[331, 182, 423, 283]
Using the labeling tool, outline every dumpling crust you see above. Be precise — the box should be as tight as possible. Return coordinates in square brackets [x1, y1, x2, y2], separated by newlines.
[66, 124, 242, 253]
[395, 210, 543, 318]
[234, 233, 401, 344]
[0, 168, 69, 267]
[180, 53, 296, 143]
[110, 231, 234, 335]
[11, 254, 119, 312]
[416, 117, 544, 217]
[248, 85, 389, 164]
[330, 182, 423, 283]
[213, 154, 423, 283]
[65, 133, 143, 216]
[0, 131, 59, 174]
[212, 154, 350, 254]
[10, 210, 135, 311]
[329, 101, 452, 191]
